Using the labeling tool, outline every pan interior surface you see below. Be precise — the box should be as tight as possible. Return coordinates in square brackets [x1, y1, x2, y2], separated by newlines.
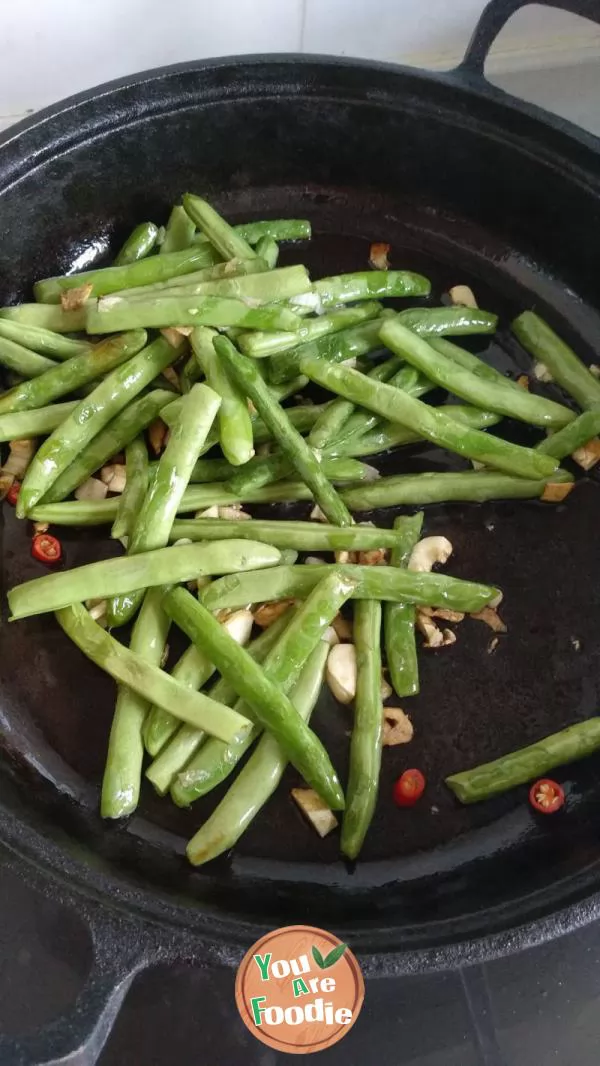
[1, 60, 600, 949]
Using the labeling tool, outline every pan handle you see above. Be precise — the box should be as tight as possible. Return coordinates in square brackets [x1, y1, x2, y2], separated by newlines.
[0, 905, 151, 1066]
[459, 0, 600, 77]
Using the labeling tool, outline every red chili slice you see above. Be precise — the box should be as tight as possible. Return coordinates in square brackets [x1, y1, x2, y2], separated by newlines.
[529, 778, 565, 814]
[393, 768, 426, 807]
[6, 480, 20, 506]
[31, 533, 62, 565]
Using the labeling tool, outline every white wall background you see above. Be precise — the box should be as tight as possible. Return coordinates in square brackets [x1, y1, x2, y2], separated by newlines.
[0, 1, 599, 133]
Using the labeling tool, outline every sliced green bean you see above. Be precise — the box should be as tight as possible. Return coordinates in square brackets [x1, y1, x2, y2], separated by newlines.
[163, 584, 346, 809]
[252, 404, 326, 443]
[341, 600, 383, 860]
[397, 307, 498, 336]
[182, 194, 257, 260]
[169, 517, 411, 551]
[194, 218, 311, 246]
[161, 206, 196, 255]
[0, 330, 147, 416]
[0, 401, 78, 443]
[87, 294, 301, 334]
[537, 408, 600, 459]
[18, 337, 176, 515]
[225, 453, 376, 496]
[41, 389, 172, 504]
[382, 317, 574, 429]
[34, 246, 222, 303]
[56, 603, 249, 743]
[0, 337, 58, 378]
[114, 222, 159, 265]
[111, 437, 149, 540]
[201, 563, 499, 614]
[107, 383, 222, 626]
[429, 337, 525, 392]
[100, 587, 171, 818]
[255, 235, 279, 268]
[308, 356, 399, 449]
[8, 540, 282, 621]
[147, 613, 292, 796]
[0, 304, 87, 333]
[0, 319, 90, 359]
[186, 639, 329, 864]
[116, 258, 268, 299]
[342, 467, 573, 510]
[190, 326, 254, 467]
[314, 270, 430, 307]
[134, 264, 309, 304]
[512, 310, 600, 410]
[240, 303, 382, 362]
[331, 363, 433, 446]
[384, 514, 424, 700]
[300, 355, 558, 480]
[214, 336, 353, 525]
[269, 313, 390, 384]
[446, 717, 600, 804]
[331, 406, 502, 458]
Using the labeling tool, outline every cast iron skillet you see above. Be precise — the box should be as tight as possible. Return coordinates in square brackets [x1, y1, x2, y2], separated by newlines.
[1, 0, 600, 1060]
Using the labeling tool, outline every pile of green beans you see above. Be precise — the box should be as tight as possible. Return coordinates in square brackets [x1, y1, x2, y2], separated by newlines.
[2, 193, 595, 868]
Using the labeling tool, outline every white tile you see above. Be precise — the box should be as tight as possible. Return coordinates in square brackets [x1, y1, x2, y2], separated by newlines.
[302, 0, 600, 71]
[0, 0, 304, 115]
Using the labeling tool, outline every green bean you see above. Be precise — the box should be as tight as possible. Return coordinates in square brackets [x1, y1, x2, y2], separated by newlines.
[252, 303, 383, 366]
[190, 326, 254, 466]
[163, 585, 346, 809]
[512, 310, 600, 410]
[34, 246, 222, 304]
[341, 600, 383, 859]
[384, 514, 424, 700]
[214, 336, 353, 525]
[0, 401, 78, 443]
[0, 319, 90, 359]
[0, 330, 147, 416]
[429, 337, 525, 392]
[17, 337, 176, 515]
[169, 517, 410, 551]
[0, 304, 87, 333]
[41, 389, 172, 504]
[331, 363, 433, 446]
[268, 374, 310, 402]
[56, 603, 249, 742]
[314, 270, 430, 308]
[270, 315, 391, 386]
[161, 206, 196, 255]
[182, 194, 257, 260]
[331, 406, 502, 458]
[107, 383, 222, 626]
[308, 356, 399, 449]
[179, 353, 202, 394]
[186, 640, 329, 864]
[30, 497, 121, 525]
[382, 317, 574, 429]
[252, 404, 326, 443]
[187, 456, 241, 482]
[0, 337, 59, 378]
[8, 539, 282, 621]
[446, 717, 600, 804]
[300, 356, 558, 480]
[194, 218, 311, 246]
[255, 235, 279, 268]
[201, 563, 499, 614]
[86, 293, 302, 334]
[397, 307, 498, 336]
[225, 452, 377, 496]
[143, 607, 254, 758]
[116, 258, 269, 299]
[175, 572, 355, 805]
[100, 587, 171, 818]
[537, 408, 600, 459]
[111, 437, 149, 540]
[147, 613, 292, 796]
[114, 222, 159, 265]
[342, 467, 573, 510]
[133, 264, 310, 304]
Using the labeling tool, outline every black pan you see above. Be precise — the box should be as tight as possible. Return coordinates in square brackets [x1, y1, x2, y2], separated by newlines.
[2, 0, 600, 1060]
